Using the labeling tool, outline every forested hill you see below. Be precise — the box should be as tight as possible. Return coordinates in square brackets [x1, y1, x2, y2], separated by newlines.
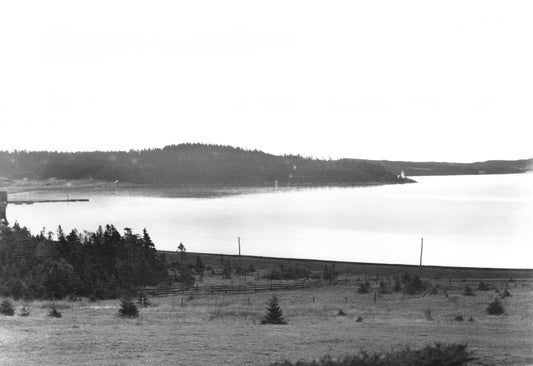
[0, 144, 407, 186]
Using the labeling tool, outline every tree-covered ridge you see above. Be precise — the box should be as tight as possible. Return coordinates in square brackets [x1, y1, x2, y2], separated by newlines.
[0, 222, 168, 299]
[0, 143, 405, 185]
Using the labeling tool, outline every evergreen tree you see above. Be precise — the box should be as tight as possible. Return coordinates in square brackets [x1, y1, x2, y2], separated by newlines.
[487, 298, 505, 315]
[118, 297, 139, 318]
[261, 295, 287, 325]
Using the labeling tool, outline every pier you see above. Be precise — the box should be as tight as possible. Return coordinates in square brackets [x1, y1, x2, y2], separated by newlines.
[0, 191, 88, 222]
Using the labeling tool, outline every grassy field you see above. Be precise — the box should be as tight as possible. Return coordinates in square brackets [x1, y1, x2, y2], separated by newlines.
[1, 273, 532, 366]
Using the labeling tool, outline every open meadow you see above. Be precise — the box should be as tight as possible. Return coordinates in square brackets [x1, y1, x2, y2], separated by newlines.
[1, 270, 532, 366]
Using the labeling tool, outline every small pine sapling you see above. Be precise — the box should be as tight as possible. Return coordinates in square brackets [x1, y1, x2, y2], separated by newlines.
[0, 299, 15, 316]
[463, 285, 475, 296]
[486, 298, 505, 315]
[261, 295, 287, 325]
[378, 279, 387, 294]
[48, 303, 62, 318]
[118, 298, 139, 318]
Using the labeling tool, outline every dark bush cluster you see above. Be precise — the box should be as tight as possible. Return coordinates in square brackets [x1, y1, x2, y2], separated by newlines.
[270, 343, 474, 366]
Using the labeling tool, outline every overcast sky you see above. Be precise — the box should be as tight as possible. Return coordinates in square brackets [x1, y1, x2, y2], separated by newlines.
[0, 1, 531, 162]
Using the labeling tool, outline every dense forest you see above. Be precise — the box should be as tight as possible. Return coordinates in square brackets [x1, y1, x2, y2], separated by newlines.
[0, 144, 408, 185]
[0, 222, 171, 299]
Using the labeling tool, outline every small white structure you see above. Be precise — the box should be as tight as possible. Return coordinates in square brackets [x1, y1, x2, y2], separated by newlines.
[397, 170, 406, 180]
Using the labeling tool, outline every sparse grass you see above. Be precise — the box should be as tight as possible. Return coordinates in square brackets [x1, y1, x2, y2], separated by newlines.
[0, 276, 531, 365]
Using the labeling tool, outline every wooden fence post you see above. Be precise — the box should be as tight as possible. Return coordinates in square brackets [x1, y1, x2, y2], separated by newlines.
[373, 292, 377, 304]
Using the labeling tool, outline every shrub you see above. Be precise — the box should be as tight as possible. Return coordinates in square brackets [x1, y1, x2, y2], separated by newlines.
[378, 280, 387, 294]
[357, 282, 370, 294]
[337, 309, 346, 316]
[118, 298, 139, 318]
[402, 274, 427, 295]
[355, 316, 363, 323]
[477, 281, 489, 291]
[454, 315, 464, 322]
[500, 290, 511, 298]
[322, 265, 338, 281]
[487, 298, 505, 315]
[19, 305, 31, 317]
[463, 285, 474, 296]
[0, 299, 15, 316]
[392, 277, 401, 292]
[429, 286, 439, 295]
[261, 295, 287, 325]
[468, 316, 474, 322]
[48, 303, 62, 318]
[270, 343, 474, 366]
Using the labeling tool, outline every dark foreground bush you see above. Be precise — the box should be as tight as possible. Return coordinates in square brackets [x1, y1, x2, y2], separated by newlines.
[0, 299, 15, 316]
[270, 343, 474, 366]
[118, 298, 139, 318]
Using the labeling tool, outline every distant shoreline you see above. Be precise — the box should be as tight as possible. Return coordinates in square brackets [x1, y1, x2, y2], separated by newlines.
[0, 177, 416, 197]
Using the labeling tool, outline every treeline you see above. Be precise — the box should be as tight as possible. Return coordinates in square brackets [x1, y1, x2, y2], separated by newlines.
[0, 222, 169, 299]
[0, 143, 406, 185]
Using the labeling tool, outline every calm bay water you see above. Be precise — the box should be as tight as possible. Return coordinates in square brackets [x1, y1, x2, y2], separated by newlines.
[6, 173, 533, 268]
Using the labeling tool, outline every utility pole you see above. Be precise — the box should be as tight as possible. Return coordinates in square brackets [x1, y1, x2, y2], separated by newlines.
[419, 237, 424, 270]
[238, 237, 242, 270]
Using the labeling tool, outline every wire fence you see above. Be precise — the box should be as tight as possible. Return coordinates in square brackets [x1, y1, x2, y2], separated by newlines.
[137, 279, 351, 297]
